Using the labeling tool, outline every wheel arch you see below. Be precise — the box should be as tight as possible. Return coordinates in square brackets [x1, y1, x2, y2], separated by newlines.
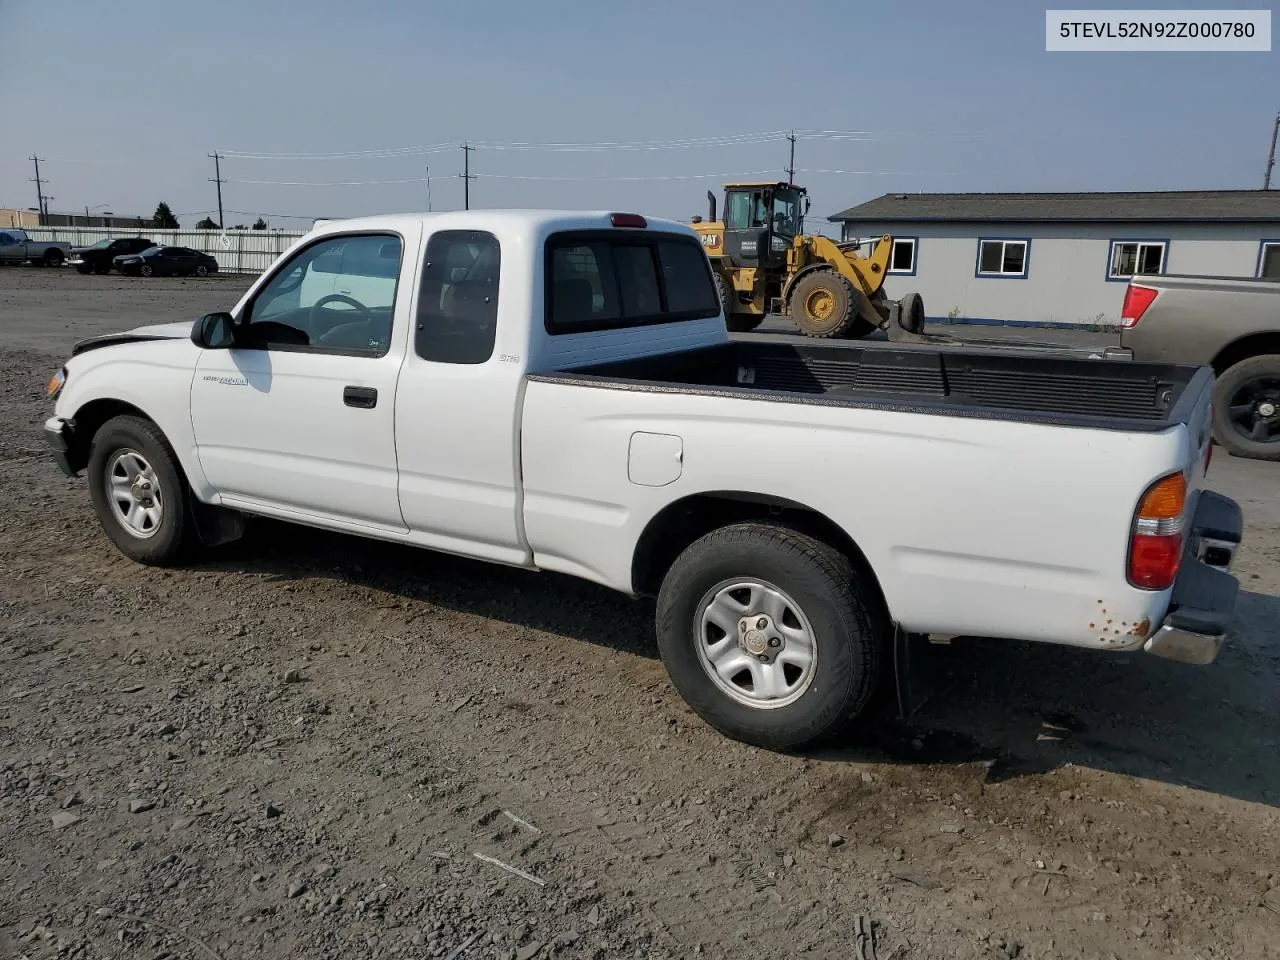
[64, 398, 157, 473]
[630, 491, 890, 616]
[1210, 331, 1280, 375]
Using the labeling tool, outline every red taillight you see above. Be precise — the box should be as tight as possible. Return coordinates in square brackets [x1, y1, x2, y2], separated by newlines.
[1128, 472, 1186, 590]
[1120, 283, 1158, 329]
[610, 213, 647, 228]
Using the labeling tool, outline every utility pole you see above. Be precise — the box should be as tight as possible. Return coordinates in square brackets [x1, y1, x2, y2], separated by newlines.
[30, 156, 47, 224]
[426, 164, 432, 212]
[460, 142, 476, 210]
[786, 131, 796, 185]
[208, 152, 225, 227]
[1265, 112, 1280, 189]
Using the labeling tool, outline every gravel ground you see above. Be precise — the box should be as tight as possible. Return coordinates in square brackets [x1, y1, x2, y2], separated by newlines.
[2, 267, 1279, 960]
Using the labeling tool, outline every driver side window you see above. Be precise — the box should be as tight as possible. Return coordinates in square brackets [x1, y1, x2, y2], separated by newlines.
[242, 233, 403, 356]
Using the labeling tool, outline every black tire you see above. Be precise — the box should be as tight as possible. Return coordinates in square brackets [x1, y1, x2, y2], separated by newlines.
[43, 249, 64, 267]
[1212, 354, 1280, 461]
[76, 264, 92, 275]
[714, 271, 764, 333]
[87, 415, 196, 565]
[94, 263, 110, 275]
[655, 522, 886, 751]
[195, 263, 209, 278]
[139, 264, 153, 277]
[788, 269, 874, 338]
[897, 291, 926, 334]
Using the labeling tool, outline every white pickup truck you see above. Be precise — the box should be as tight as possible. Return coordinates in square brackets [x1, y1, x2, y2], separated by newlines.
[44, 210, 1243, 750]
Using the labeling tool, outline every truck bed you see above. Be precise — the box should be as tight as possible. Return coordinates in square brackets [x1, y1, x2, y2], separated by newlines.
[536, 340, 1210, 432]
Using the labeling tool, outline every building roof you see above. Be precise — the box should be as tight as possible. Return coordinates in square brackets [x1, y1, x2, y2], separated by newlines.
[829, 190, 1280, 224]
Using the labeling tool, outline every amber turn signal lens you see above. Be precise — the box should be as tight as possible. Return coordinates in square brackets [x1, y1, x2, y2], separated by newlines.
[1136, 472, 1186, 520]
[46, 368, 66, 398]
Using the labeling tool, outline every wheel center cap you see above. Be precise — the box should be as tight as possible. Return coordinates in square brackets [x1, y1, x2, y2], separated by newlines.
[131, 478, 152, 502]
[744, 630, 769, 655]
[1259, 401, 1277, 418]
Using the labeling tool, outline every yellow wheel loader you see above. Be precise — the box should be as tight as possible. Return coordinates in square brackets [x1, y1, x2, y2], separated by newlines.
[690, 181, 922, 338]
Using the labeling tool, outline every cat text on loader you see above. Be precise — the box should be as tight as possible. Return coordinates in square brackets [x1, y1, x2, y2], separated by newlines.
[691, 181, 923, 338]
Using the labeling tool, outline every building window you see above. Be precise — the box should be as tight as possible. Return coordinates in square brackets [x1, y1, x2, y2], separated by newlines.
[886, 237, 917, 275]
[1258, 241, 1280, 279]
[975, 238, 1029, 278]
[1107, 240, 1167, 281]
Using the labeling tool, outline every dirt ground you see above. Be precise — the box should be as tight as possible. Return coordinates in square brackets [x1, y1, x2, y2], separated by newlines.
[2, 267, 1278, 960]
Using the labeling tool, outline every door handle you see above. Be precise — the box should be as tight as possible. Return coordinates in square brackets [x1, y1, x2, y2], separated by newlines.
[343, 385, 378, 409]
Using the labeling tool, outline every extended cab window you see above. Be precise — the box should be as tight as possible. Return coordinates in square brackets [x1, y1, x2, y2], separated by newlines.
[415, 230, 501, 364]
[546, 232, 718, 333]
[243, 233, 403, 356]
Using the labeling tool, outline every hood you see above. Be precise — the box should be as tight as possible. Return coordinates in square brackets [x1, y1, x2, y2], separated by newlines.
[71, 320, 195, 357]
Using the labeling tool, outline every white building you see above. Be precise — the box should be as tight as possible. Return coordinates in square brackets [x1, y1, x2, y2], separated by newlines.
[829, 190, 1280, 328]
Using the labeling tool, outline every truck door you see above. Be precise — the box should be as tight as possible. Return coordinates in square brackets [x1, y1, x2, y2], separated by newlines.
[0, 231, 21, 262]
[190, 227, 421, 531]
[394, 228, 530, 566]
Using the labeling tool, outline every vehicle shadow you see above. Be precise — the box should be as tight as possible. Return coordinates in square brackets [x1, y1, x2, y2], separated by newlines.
[204, 521, 1280, 809]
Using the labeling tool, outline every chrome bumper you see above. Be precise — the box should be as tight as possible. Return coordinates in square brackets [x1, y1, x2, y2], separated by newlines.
[1144, 491, 1242, 666]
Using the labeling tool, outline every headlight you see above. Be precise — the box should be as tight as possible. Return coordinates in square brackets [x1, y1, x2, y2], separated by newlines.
[46, 367, 66, 399]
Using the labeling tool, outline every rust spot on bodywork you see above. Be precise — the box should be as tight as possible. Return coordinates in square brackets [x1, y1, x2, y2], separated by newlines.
[1127, 618, 1151, 638]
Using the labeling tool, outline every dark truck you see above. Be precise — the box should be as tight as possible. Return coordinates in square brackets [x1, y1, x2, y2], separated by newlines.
[69, 237, 155, 274]
[1119, 274, 1280, 461]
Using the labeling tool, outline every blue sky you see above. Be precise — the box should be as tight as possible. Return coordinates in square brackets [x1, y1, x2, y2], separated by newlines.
[0, 0, 1275, 229]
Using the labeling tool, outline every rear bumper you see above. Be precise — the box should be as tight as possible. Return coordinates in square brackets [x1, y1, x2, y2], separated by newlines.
[44, 416, 78, 477]
[1144, 490, 1242, 665]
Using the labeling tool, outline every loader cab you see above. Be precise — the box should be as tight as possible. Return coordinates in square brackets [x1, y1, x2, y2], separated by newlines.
[721, 182, 809, 270]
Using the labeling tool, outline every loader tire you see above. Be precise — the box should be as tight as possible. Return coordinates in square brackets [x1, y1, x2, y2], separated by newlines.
[790, 269, 865, 338]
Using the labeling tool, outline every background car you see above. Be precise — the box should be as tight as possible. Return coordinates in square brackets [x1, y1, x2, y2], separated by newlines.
[113, 246, 220, 278]
[69, 237, 154, 274]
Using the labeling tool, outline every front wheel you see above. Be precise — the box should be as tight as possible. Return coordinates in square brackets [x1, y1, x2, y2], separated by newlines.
[43, 249, 65, 267]
[76, 264, 92, 275]
[139, 264, 153, 277]
[656, 522, 886, 751]
[788, 269, 875, 338]
[87, 415, 196, 565]
[194, 263, 209, 277]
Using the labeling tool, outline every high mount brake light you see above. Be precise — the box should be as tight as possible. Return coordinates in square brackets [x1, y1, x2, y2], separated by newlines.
[610, 213, 647, 228]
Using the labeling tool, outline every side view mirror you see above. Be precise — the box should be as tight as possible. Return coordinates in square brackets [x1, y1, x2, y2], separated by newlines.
[191, 312, 236, 349]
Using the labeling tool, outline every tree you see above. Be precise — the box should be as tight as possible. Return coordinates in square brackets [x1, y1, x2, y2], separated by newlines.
[152, 202, 179, 229]
[194, 216, 219, 230]
[231, 224, 248, 231]
[252, 217, 268, 231]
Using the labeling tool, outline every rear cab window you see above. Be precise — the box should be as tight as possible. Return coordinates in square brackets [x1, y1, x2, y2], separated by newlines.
[545, 230, 719, 334]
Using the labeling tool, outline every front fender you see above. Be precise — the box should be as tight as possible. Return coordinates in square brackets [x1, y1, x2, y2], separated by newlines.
[55, 343, 213, 500]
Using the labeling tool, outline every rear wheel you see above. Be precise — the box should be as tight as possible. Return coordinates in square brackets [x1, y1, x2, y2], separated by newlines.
[76, 264, 92, 275]
[655, 522, 886, 751]
[139, 264, 153, 277]
[788, 269, 874, 338]
[87, 415, 196, 565]
[42, 249, 64, 267]
[1212, 354, 1280, 461]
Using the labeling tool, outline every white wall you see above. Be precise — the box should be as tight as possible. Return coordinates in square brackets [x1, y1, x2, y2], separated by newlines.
[842, 220, 1278, 327]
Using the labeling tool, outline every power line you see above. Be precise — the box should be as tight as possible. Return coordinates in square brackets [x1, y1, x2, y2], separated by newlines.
[215, 129, 905, 162]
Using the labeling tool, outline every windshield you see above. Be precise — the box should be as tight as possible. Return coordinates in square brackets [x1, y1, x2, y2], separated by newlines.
[771, 191, 802, 237]
[88, 240, 110, 250]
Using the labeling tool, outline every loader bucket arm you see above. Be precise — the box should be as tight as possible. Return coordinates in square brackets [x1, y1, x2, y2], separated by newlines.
[788, 234, 894, 328]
